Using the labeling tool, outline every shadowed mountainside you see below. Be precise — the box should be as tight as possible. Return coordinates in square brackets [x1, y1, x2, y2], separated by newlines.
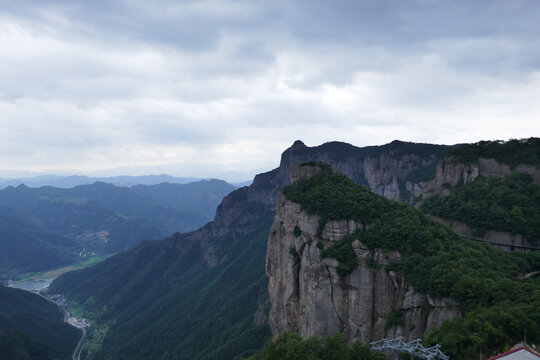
[0, 180, 234, 280]
[0, 286, 81, 360]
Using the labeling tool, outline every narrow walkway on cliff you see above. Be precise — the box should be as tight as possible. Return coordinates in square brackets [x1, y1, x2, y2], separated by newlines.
[458, 234, 540, 251]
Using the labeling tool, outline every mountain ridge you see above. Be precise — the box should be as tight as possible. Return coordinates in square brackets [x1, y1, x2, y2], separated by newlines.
[49, 139, 453, 359]
[0, 179, 234, 281]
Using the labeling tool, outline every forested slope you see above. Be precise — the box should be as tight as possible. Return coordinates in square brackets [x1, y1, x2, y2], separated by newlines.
[0, 180, 234, 280]
[0, 286, 80, 360]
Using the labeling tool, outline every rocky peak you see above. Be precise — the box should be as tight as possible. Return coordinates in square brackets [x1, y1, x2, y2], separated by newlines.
[291, 140, 307, 150]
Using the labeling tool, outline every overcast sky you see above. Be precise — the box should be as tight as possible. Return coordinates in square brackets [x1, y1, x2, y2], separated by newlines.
[1, 0, 539, 177]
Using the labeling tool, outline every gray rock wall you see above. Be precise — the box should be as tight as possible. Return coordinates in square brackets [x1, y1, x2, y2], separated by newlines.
[266, 191, 459, 344]
[422, 156, 540, 197]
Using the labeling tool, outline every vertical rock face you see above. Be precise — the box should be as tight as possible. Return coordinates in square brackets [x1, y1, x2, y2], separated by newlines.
[277, 140, 450, 202]
[135, 140, 449, 268]
[422, 156, 540, 197]
[266, 168, 460, 344]
[208, 140, 450, 260]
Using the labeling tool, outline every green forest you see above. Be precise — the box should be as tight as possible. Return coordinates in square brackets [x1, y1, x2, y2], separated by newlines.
[421, 172, 540, 240]
[0, 330, 49, 360]
[240, 333, 386, 360]
[49, 205, 275, 360]
[281, 164, 540, 359]
[0, 286, 80, 360]
[447, 137, 540, 167]
[0, 180, 234, 281]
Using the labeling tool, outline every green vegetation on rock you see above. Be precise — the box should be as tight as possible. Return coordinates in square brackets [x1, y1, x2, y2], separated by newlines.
[320, 235, 359, 276]
[421, 172, 540, 240]
[240, 333, 386, 360]
[447, 137, 540, 167]
[385, 310, 404, 331]
[282, 166, 540, 358]
[282, 167, 386, 234]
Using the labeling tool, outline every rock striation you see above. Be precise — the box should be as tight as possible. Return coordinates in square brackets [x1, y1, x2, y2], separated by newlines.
[203, 140, 450, 266]
[266, 166, 459, 344]
[278, 140, 449, 202]
[422, 156, 540, 197]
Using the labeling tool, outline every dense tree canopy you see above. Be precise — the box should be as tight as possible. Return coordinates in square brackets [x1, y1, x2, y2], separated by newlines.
[421, 173, 540, 240]
[447, 137, 540, 167]
[0, 286, 80, 360]
[240, 333, 386, 360]
[0, 330, 50, 360]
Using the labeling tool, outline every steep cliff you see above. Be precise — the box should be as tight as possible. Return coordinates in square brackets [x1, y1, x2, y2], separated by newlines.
[279, 140, 450, 201]
[267, 164, 459, 344]
[265, 163, 540, 359]
[49, 140, 452, 360]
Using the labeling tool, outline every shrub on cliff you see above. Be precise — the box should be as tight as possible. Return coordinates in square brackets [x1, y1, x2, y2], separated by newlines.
[239, 333, 386, 360]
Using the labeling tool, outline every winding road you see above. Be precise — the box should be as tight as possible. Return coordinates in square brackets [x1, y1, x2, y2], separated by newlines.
[72, 329, 87, 360]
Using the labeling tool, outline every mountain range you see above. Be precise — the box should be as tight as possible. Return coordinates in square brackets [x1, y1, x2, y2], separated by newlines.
[0, 179, 235, 281]
[0, 174, 221, 189]
[4, 138, 539, 360]
[49, 140, 461, 359]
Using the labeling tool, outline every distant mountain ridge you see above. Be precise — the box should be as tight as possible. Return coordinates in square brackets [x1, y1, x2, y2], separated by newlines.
[0, 179, 235, 281]
[0, 174, 204, 189]
[0, 158, 276, 188]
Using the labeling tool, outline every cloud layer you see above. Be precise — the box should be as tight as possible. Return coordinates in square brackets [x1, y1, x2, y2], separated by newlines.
[1, 0, 539, 175]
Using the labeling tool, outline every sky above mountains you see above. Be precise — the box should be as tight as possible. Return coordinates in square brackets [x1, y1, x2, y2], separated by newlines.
[1, 0, 539, 176]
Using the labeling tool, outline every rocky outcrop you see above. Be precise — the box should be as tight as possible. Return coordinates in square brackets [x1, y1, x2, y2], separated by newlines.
[362, 153, 432, 200]
[422, 156, 540, 197]
[266, 167, 459, 344]
[278, 140, 450, 202]
[157, 140, 450, 270]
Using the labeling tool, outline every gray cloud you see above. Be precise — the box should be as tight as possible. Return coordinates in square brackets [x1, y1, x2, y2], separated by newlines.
[0, 0, 539, 175]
